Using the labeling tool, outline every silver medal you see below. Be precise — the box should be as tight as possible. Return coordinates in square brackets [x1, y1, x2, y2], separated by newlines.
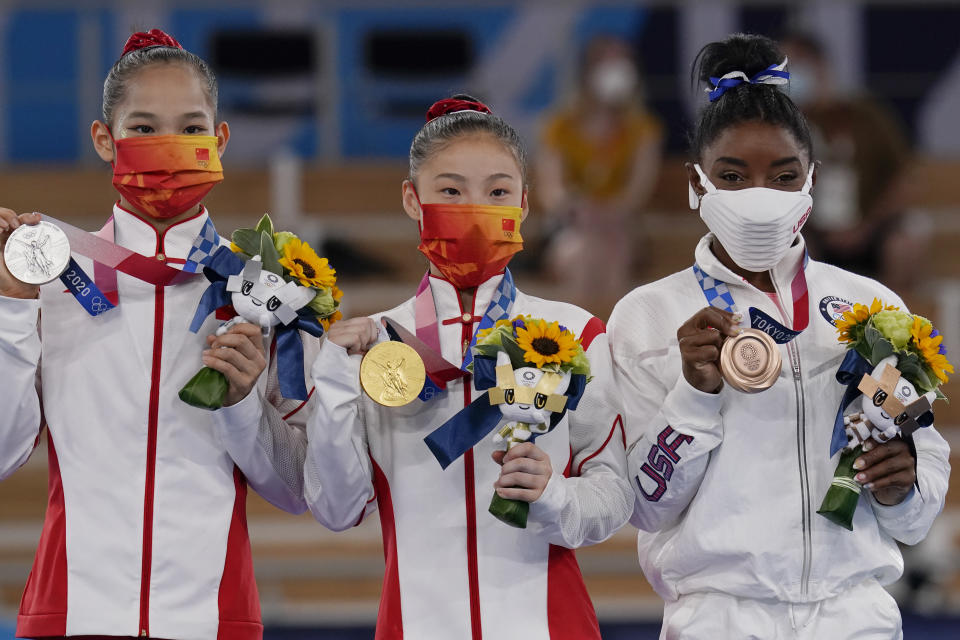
[4, 220, 72, 285]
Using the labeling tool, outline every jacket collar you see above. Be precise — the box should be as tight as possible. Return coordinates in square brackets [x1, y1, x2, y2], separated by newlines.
[428, 271, 505, 321]
[111, 202, 211, 261]
[694, 232, 806, 297]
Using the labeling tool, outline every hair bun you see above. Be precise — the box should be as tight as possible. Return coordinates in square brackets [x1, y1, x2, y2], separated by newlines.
[121, 28, 183, 58]
[425, 95, 492, 123]
[694, 33, 783, 88]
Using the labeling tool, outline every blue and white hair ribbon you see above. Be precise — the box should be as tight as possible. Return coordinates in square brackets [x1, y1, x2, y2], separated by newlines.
[708, 58, 790, 102]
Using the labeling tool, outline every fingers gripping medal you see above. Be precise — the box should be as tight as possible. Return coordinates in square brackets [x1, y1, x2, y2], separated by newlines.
[720, 328, 782, 393]
[4, 220, 71, 284]
[360, 341, 426, 407]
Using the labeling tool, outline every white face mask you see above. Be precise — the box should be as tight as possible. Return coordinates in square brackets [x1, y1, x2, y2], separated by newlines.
[690, 163, 814, 273]
[589, 58, 638, 104]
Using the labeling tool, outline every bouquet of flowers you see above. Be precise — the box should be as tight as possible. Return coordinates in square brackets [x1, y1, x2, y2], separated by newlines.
[817, 298, 951, 530]
[179, 214, 341, 410]
[471, 315, 591, 527]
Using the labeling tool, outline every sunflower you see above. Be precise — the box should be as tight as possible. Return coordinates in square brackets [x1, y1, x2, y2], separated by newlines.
[835, 298, 899, 343]
[332, 285, 344, 302]
[476, 318, 512, 342]
[320, 309, 343, 332]
[230, 241, 244, 254]
[516, 319, 579, 368]
[911, 316, 954, 383]
[279, 238, 336, 289]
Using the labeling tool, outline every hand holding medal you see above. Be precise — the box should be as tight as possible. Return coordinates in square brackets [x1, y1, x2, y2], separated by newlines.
[676, 307, 744, 394]
[0, 210, 59, 298]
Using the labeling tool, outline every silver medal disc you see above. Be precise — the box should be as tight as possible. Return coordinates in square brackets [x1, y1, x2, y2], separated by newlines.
[4, 220, 72, 285]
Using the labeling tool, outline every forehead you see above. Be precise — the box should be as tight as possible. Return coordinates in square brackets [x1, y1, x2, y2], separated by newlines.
[701, 121, 808, 167]
[115, 63, 213, 120]
[423, 133, 521, 179]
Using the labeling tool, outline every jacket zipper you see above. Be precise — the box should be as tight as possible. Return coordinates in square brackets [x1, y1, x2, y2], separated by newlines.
[459, 296, 482, 640]
[139, 246, 166, 636]
[772, 277, 812, 599]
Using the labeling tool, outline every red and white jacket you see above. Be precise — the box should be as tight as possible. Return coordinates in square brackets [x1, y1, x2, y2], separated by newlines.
[303, 273, 632, 640]
[0, 204, 314, 640]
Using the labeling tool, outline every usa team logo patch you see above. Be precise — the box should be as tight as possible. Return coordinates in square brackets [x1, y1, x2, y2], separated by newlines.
[819, 296, 853, 326]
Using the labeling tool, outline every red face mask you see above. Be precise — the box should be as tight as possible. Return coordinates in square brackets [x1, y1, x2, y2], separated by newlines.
[111, 134, 224, 219]
[417, 201, 524, 289]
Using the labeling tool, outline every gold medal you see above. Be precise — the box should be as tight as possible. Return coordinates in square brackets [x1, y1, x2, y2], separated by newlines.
[360, 341, 426, 407]
[720, 328, 782, 393]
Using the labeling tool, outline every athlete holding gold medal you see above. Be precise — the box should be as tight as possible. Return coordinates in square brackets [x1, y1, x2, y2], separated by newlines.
[304, 96, 631, 639]
[609, 34, 950, 639]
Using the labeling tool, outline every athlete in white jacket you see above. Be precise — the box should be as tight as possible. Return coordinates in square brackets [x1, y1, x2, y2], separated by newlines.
[303, 96, 632, 640]
[609, 34, 950, 639]
[0, 31, 312, 640]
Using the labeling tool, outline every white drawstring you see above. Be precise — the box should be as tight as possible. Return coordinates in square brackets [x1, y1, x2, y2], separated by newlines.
[788, 600, 824, 632]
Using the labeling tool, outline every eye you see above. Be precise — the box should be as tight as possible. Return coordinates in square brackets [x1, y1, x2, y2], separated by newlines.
[128, 125, 154, 134]
[534, 393, 547, 410]
[441, 187, 460, 196]
[503, 389, 515, 405]
[872, 389, 888, 407]
[184, 125, 207, 135]
[490, 188, 509, 197]
[266, 296, 281, 312]
[241, 280, 253, 295]
[772, 172, 800, 187]
[718, 172, 744, 183]
[894, 413, 908, 426]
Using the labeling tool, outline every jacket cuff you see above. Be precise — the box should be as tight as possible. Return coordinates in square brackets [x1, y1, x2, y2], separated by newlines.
[868, 485, 921, 523]
[311, 338, 362, 391]
[0, 294, 40, 338]
[661, 375, 725, 440]
[530, 471, 566, 522]
[211, 382, 263, 436]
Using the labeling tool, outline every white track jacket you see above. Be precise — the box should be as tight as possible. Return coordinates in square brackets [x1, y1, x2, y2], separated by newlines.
[608, 234, 951, 605]
[0, 205, 314, 640]
[303, 273, 632, 640]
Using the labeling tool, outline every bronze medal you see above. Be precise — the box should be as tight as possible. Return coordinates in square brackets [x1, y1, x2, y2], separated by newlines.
[720, 328, 782, 393]
[360, 341, 426, 407]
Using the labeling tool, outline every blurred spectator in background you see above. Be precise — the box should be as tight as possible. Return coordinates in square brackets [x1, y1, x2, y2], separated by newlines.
[781, 31, 931, 293]
[536, 35, 663, 309]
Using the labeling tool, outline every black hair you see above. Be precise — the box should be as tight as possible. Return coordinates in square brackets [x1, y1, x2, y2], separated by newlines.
[408, 93, 527, 184]
[689, 33, 813, 162]
[102, 45, 219, 127]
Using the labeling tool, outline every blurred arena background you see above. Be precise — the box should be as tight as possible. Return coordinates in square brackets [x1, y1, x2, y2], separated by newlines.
[1, 1, 960, 638]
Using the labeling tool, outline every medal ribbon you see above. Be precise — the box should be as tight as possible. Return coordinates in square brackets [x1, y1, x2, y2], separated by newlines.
[692, 252, 810, 342]
[408, 269, 517, 401]
[45, 214, 218, 316]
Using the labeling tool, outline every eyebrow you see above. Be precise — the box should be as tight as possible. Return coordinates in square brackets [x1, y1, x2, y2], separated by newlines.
[715, 156, 747, 167]
[434, 173, 466, 182]
[714, 156, 802, 168]
[485, 173, 516, 182]
[124, 111, 209, 120]
[770, 156, 801, 167]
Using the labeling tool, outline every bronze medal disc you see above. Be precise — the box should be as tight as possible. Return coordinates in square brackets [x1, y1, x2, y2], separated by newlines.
[720, 328, 782, 393]
[360, 341, 427, 407]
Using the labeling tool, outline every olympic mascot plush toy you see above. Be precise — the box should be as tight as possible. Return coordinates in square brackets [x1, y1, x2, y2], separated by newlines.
[179, 214, 341, 410]
[423, 316, 590, 527]
[818, 300, 950, 530]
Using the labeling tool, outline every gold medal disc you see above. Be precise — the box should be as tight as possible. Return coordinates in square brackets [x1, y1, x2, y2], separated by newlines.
[720, 329, 782, 393]
[360, 341, 427, 407]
